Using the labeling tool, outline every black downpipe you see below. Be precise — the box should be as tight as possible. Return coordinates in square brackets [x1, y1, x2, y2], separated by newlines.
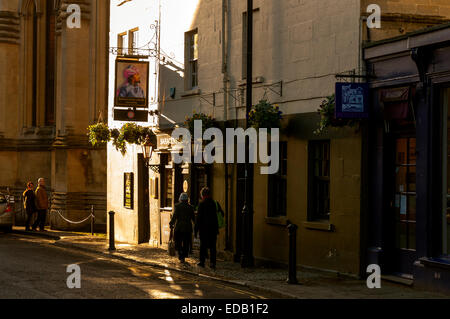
[241, 0, 254, 268]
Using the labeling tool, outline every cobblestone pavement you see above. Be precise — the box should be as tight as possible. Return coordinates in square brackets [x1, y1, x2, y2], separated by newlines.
[12, 227, 450, 299]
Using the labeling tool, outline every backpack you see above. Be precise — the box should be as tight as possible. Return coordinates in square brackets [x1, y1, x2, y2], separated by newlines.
[215, 201, 225, 229]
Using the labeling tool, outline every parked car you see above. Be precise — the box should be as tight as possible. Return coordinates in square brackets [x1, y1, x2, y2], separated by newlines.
[0, 193, 14, 232]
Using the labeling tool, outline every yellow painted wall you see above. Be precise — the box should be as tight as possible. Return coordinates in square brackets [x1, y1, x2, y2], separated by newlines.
[251, 128, 362, 275]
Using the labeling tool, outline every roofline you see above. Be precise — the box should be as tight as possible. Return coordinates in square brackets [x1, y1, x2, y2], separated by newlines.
[363, 22, 450, 49]
[364, 23, 450, 60]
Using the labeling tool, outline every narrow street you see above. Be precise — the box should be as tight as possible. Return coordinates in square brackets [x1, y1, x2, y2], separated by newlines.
[0, 232, 278, 299]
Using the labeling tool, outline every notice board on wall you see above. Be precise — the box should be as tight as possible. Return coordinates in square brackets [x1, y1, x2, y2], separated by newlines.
[124, 173, 134, 210]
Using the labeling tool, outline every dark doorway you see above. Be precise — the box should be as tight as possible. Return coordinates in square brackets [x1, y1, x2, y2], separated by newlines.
[191, 165, 209, 208]
[385, 130, 417, 276]
[138, 154, 150, 243]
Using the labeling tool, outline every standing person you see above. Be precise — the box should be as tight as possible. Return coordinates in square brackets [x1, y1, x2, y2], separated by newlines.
[32, 178, 48, 232]
[195, 187, 223, 270]
[23, 182, 36, 231]
[169, 193, 195, 263]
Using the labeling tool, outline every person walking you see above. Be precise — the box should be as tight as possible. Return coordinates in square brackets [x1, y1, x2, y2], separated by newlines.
[195, 187, 224, 270]
[32, 178, 48, 232]
[23, 181, 36, 231]
[169, 193, 195, 263]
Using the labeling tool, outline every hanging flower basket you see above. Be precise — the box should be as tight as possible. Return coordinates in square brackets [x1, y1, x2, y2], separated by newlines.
[184, 111, 216, 137]
[87, 123, 111, 147]
[248, 100, 282, 130]
[87, 122, 157, 156]
[314, 94, 359, 135]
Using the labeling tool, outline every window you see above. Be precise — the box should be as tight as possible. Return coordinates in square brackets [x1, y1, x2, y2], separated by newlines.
[393, 137, 417, 251]
[165, 168, 173, 208]
[45, 0, 55, 125]
[117, 32, 128, 55]
[268, 142, 287, 217]
[160, 154, 173, 209]
[31, 2, 37, 127]
[129, 28, 139, 55]
[185, 30, 198, 89]
[23, 0, 55, 128]
[308, 141, 331, 221]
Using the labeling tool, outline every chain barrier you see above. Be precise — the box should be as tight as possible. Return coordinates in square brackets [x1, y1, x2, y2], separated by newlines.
[53, 210, 94, 224]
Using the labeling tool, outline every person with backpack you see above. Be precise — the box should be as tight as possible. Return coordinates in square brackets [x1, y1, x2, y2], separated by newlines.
[23, 181, 37, 231]
[194, 187, 224, 270]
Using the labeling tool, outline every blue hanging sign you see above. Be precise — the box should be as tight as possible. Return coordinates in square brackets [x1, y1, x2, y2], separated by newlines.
[335, 82, 369, 119]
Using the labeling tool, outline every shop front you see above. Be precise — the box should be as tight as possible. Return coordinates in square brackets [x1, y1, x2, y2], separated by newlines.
[364, 23, 450, 292]
[149, 132, 212, 249]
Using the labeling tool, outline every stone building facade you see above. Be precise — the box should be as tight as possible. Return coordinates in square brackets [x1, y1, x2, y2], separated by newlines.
[107, 0, 450, 278]
[0, 0, 110, 230]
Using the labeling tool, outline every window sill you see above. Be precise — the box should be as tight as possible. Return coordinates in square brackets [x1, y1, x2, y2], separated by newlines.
[303, 221, 334, 232]
[265, 217, 288, 226]
[181, 88, 201, 97]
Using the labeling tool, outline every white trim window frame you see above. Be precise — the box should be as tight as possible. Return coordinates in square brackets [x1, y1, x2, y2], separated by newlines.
[185, 29, 198, 90]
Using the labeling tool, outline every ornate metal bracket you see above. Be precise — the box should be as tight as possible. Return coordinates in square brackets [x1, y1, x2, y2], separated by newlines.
[147, 164, 161, 174]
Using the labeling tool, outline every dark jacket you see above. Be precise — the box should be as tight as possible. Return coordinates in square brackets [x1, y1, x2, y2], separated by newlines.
[195, 197, 219, 238]
[23, 189, 36, 213]
[170, 202, 195, 234]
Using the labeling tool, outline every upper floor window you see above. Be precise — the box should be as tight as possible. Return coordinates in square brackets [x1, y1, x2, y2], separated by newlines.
[117, 32, 128, 55]
[129, 28, 139, 55]
[22, 0, 55, 128]
[308, 140, 331, 221]
[185, 29, 198, 89]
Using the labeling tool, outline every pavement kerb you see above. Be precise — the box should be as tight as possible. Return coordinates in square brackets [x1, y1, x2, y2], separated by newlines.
[52, 239, 297, 299]
[11, 229, 61, 240]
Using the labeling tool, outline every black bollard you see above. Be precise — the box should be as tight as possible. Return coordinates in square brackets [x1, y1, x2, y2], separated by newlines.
[108, 211, 116, 251]
[287, 222, 298, 284]
[91, 205, 95, 236]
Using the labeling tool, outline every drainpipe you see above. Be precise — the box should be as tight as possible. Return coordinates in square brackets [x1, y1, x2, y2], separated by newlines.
[241, 0, 254, 268]
[222, 0, 231, 251]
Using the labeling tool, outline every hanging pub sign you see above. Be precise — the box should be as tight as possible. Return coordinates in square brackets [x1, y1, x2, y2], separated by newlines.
[124, 172, 134, 210]
[335, 82, 369, 119]
[114, 59, 149, 108]
[157, 134, 183, 150]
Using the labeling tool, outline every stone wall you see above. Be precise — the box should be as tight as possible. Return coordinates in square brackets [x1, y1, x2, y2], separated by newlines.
[0, 0, 109, 231]
[361, 0, 450, 42]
